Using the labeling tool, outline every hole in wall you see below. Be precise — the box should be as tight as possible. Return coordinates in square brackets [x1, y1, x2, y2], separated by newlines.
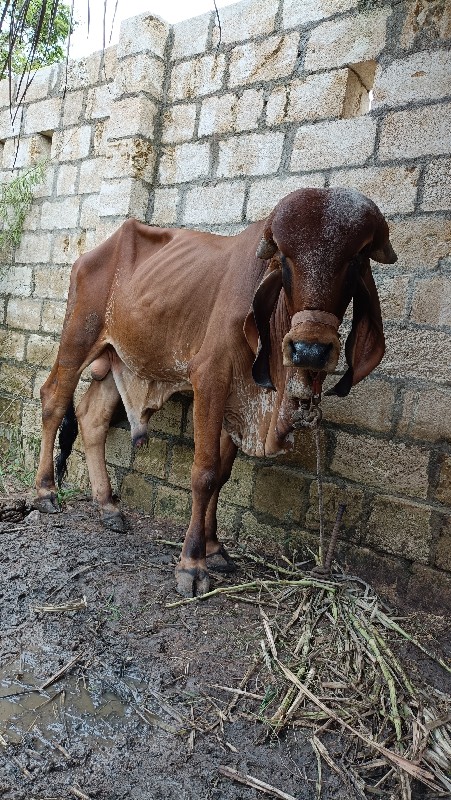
[0, 139, 5, 168]
[342, 60, 377, 118]
[31, 131, 53, 162]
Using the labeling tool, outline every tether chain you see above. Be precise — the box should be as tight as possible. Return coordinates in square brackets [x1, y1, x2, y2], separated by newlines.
[292, 393, 345, 574]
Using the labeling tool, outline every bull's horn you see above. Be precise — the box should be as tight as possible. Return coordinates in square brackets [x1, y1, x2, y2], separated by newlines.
[256, 238, 277, 260]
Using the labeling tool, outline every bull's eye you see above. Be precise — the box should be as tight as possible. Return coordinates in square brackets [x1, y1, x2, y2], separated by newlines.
[281, 255, 292, 299]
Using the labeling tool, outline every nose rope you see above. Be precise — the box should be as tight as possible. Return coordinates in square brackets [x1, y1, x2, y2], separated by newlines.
[291, 310, 341, 330]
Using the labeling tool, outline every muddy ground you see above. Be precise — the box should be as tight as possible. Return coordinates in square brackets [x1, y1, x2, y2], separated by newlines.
[0, 493, 449, 800]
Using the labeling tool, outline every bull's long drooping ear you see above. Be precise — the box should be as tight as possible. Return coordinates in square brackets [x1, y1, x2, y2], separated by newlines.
[327, 263, 385, 397]
[243, 269, 282, 390]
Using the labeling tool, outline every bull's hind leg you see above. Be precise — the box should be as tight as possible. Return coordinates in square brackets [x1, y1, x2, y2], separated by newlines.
[35, 363, 82, 513]
[204, 429, 237, 573]
[76, 372, 124, 531]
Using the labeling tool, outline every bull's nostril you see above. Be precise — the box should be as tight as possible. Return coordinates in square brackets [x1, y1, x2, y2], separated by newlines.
[291, 341, 333, 369]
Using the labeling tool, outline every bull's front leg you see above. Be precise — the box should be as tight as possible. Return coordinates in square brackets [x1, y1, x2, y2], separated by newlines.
[175, 368, 230, 597]
[204, 428, 237, 573]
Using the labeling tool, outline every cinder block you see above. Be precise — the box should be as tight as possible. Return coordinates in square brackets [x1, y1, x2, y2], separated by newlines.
[79, 158, 105, 194]
[220, 457, 255, 507]
[2, 133, 50, 169]
[291, 117, 376, 171]
[306, 481, 364, 536]
[0, 362, 34, 398]
[331, 431, 430, 498]
[229, 33, 299, 87]
[169, 54, 226, 102]
[411, 275, 451, 327]
[133, 436, 168, 479]
[0, 396, 21, 425]
[102, 45, 118, 82]
[172, 13, 210, 59]
[26, 334, 59, 368]
[159, 142, 210, 184]
[52, 233, 86, 264]
[372, 273, 409, 321]
[321, 378, 395, 432]
[155, 485, 191, 523]
[304, 8, 389, 71]
[282, 0, 357, 29]
[246, 174, 325, 221]
[388, 215, 451, 271]
[121, 472, 154, 513]
[53, 126, 92, 162]
[117, 13, 169, 60]
[22, 399, 42, 434]
[148, 399, 183, 436]
[80, 195, 100, 229]
[34, 267, 70, 299]
[367, 496, 432, 563]
[41, 197, 80, 229]
[0, 266, 32, 297]
[240, 510, 286, 556]
[85, 84, 113, 120]
[434, 456, 451, 505]
[93, 121, 108, 157]
[161, 104, 197, 144]
[398, 387, 451, 443]
[56, 164, 78, 196]
[199, 90, 263, 137]
[15, 232, 53, 262]
[253, 465, 305, 522]
[406, 563, 451, 614]
[98, 178, 148, 219]
[41, 301, 66, 334]
[107, 97, 157, 140]
[217, 131, 284, 178]
[212, 0, 277, 44]
[266, 70, 348, 126]
[105, 138, 155, 182]
[105, 426, 132, 467]
[168, 443, 194, 489]
[62, 90, 84, 126]
[379, 103, 451, 161]
[64, 53, 101, 90]
[183, 181, 245, 225]
[421, 158, 451, 211]
[6, 298, 42, 330]
[373, 49, 451, 109]
[151, 188, 180, 225]
[24, 98, 62, 135]
[0, 106, 21, 139]
[329, 166, 419, 215]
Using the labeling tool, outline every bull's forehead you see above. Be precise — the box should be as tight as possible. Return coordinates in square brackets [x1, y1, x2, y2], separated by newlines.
[271, 187, 374, 259]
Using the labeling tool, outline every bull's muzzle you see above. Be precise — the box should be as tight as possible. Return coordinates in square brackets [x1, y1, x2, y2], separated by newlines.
[282, 310, 341, 373]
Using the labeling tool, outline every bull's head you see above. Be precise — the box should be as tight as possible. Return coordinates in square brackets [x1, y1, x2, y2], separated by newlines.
[245, 188, 397, 397]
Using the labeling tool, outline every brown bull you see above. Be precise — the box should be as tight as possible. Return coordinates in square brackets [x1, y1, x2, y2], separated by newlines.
[35, 188, 397, 597]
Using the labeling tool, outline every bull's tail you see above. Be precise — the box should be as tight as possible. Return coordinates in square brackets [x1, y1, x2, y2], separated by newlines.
[55, 398, 78, 487]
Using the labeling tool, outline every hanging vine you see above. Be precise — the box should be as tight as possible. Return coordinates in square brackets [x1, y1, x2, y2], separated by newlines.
[0, 158, 47, 256]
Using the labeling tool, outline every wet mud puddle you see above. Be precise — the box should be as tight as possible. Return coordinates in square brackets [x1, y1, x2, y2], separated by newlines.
[0, 653, 145, 749]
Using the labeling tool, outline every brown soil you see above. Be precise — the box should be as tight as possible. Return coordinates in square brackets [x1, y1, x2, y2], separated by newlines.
[0, 493, 449, 800]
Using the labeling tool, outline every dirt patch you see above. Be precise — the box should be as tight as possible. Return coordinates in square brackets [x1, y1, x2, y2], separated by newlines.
[0, 494, 449, 800]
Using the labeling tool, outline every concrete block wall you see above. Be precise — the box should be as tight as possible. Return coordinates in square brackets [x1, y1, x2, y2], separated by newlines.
[0, 0, 450, 605]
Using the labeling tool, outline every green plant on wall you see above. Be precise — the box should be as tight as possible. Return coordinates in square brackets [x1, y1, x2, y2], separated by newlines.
[0, 158, 47, 256]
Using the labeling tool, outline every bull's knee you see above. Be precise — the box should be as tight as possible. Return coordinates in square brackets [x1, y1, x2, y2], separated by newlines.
[191, 465, 219, 501]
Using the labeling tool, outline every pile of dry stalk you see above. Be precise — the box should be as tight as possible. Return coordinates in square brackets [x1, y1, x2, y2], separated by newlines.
[169, 557, 451, 800]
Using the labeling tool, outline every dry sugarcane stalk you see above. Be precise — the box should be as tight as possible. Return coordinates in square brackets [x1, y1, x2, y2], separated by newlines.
[218, 765, 297, 800]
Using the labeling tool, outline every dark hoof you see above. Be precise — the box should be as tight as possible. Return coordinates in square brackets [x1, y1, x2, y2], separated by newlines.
[175, 565, 210, 598]
[101, 510, 125, 532]
[206, 544, 236, 573]
[33, 495, 59, 514]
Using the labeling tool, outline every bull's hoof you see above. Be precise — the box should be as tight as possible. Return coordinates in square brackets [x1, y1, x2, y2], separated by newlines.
[101, 509, 125, 532]
[175, 565, 210, 598]
[33, 495, 59, 514]
[206, 544, 236, 573]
